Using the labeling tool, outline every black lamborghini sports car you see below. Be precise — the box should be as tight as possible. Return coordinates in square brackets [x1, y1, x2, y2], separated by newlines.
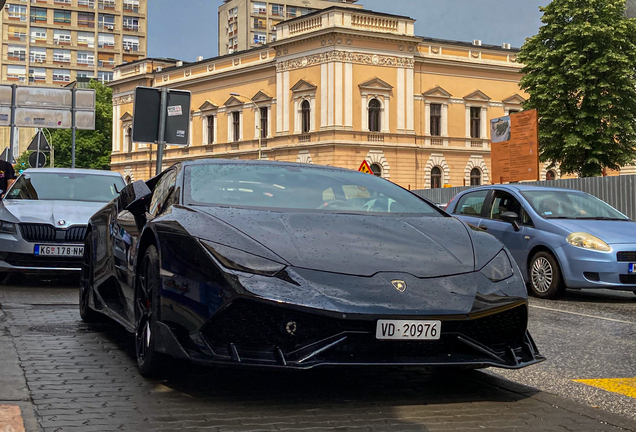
[81, 160, 543, 376]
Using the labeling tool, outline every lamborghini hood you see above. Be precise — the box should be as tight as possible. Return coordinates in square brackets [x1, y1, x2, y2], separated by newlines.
[193, 207, 478, 278]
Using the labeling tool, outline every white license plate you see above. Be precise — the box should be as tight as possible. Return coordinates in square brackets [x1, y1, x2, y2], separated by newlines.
[34, 245, 84, 257]
[376, 320, 441, 340]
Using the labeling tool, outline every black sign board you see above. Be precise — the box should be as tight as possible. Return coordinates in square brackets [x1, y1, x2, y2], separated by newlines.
[27, 131, 51, 152]
[0, 148, 15, 164]
[132, 87, 191, 146]
[29, 151, 46, 168]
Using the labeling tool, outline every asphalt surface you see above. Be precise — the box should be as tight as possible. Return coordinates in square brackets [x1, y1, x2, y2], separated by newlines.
[492, 288, 636, 420]
[0, 276, 635, 431]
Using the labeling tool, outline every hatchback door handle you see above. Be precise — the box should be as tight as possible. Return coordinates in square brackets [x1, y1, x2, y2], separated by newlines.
[479, 225, 488, 231]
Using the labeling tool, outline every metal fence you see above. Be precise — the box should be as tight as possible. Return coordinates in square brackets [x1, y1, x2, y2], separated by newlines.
[412, 175, 636, 220]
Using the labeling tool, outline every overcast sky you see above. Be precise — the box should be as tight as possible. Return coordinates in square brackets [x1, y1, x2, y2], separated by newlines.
[148, 0, 550, 62]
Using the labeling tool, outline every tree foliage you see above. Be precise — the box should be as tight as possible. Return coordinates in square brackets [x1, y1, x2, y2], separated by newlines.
[518, 0, 636, 177]
[46, 80, 113, 170]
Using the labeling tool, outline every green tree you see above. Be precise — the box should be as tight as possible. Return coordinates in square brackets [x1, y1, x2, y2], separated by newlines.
[48, 80, 113, 170]
[518, 0, 636, 177]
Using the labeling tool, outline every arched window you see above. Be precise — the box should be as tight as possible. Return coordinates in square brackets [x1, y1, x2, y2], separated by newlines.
[470, 168, 481, 186]
[431, 166, 442, 189]
[546, 170, 556, 181]
[368, 98, 381, 132]
[301, 100, 311, 133]
[370, 163, 382, 177]
[125, 127, 132, 152]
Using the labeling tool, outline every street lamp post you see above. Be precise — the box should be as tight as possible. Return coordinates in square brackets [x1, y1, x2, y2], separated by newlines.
[230, 93, 262, 160]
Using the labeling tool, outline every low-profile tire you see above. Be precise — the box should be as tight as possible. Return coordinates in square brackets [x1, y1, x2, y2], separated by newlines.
[134, 245, 166, 377]
[79, 232, 103, 323]
[529, 251, 564, 299]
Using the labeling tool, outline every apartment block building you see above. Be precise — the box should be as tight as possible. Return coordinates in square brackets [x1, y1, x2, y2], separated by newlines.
[218, 0, 361, 55]
[0, 0, 147, 86]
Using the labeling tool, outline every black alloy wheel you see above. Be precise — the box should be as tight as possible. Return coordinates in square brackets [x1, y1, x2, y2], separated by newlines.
[135, 245, 165, 377]
[79, 232, 102, 323]
[529, 251, 564, 299]
[0, 272, 9, 284]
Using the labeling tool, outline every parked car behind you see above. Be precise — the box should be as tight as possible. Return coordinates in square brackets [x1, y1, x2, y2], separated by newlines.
[448, 185, 636, 299]
[0, 168, 125, 281]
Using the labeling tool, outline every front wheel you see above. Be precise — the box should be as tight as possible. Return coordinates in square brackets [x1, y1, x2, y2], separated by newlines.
[0, 272, 9, 285]
[135, 245, 165, 377]
[529, 251, 564, 299]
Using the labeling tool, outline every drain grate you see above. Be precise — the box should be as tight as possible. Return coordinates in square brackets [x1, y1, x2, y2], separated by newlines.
[29, 323, 111, 334]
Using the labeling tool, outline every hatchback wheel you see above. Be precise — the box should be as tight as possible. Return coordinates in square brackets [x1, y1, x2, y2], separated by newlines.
[529, 251, 564, 299]
[135, 245, 165, 377]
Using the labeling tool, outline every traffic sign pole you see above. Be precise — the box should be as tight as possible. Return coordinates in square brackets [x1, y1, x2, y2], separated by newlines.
[71, 88, 76, 168]
[8, 84, 16, 163]
[155, 88, 168, 175]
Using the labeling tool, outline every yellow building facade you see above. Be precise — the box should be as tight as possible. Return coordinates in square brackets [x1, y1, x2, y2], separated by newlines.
[110, 7, 552, 188]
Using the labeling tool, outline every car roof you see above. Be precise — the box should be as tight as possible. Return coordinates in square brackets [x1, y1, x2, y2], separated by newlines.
[460, 184, 585, 194]
[178, 158, 354, 173]
[22, 168, 123, 177]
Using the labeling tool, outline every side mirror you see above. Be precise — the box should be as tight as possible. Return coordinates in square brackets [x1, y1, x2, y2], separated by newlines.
[119, 180, 152, 215]
[115, 210, 141, 237]
[500, 211, 521, 231]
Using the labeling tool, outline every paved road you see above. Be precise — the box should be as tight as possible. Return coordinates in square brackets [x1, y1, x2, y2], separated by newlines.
[0, 277, 635, 432]
[493, 288, 636, 420]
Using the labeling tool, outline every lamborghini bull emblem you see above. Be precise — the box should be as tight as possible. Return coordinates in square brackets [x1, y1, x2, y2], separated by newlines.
[391, 280, 407, 292]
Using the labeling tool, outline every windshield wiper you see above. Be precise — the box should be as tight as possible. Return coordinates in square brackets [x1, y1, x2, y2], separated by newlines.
[575, 217, 630, 221]
[544, 216, 572, 219]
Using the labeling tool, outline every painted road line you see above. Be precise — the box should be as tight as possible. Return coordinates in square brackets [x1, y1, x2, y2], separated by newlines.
[574, 378, 636, 399]
[529, 304, 636, 325]
[0, 404, 26, 432]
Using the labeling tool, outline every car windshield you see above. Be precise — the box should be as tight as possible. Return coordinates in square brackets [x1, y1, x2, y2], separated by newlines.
[6, 172, 125, 203]
[184, 164, 443, 215]
[521, 190, 629, 220]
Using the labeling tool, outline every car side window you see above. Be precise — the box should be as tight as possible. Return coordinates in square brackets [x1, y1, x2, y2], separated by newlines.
[490, 191, 522, 221]
[454, 190, 489, 217]
[148, 170, 177, 217]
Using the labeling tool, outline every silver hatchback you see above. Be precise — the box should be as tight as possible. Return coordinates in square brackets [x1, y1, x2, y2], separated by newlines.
[0, 168, 125, 278]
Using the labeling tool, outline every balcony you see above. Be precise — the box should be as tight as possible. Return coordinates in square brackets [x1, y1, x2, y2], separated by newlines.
[8, 34, 27, 42]
[29, 56, 47, 64]
[6, 53, 27, 62]
[53, 39, 72, 46]
[98, 60, 115, 68]
[98, 1, 116, 10]
[98, 43, 116, 49]
[78, 19, 96, 28]
[8, 12, 27, 22]
[31, 37, 47, 44]
[77, 58, 95, 66]
[54, 0, 72, 4]
[122, 44, 140, 52]
[123, 24, 140, 32]
[78, 0, 96, 8]
[367, 133, 384, 143]
[7, 75, 27, 83]
[98, 23, 117, 31]
[30, 16, 47, 24]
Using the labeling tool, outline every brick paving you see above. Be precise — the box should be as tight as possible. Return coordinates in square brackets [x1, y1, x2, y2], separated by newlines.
[1, 291, 636, 431]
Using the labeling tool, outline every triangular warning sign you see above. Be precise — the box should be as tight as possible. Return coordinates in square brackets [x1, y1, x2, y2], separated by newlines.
[0, 148, 16, 164]
[27, 131, 51, 152]
[358, 160, 374, 175]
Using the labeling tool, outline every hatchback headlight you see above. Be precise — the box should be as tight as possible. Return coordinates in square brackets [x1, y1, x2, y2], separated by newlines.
[566, 232, 611, 252]
[0, 220, 17, 234]
[481, 250, 514, 282]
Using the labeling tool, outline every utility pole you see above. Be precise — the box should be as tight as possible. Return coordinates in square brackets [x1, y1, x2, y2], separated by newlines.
[155, 88, 168, 175]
